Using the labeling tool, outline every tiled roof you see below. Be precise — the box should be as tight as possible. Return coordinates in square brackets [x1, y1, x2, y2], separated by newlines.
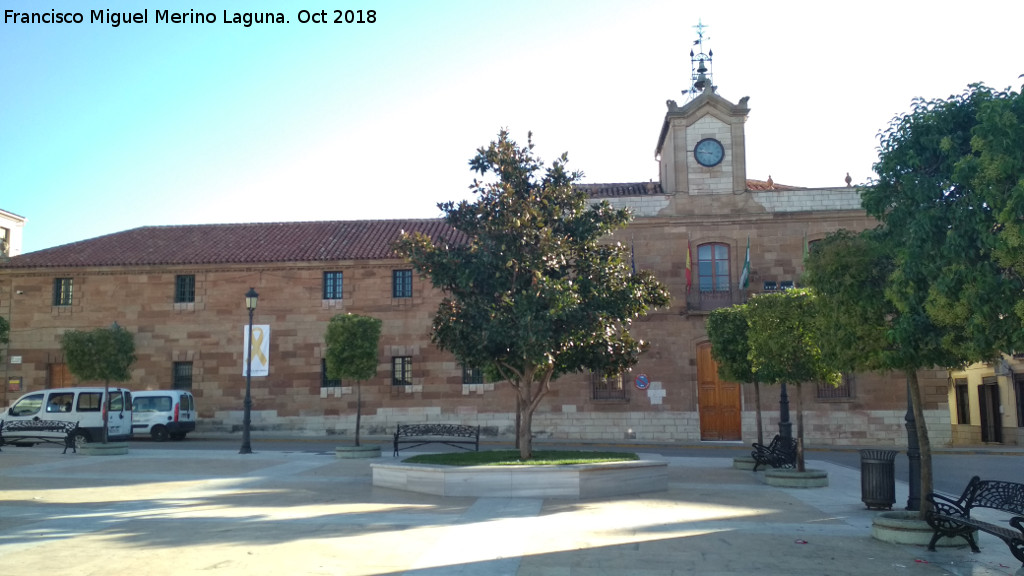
[3, 219, 460, 269]
[579, 182, 664, 198]
[746, 179, 803, 191]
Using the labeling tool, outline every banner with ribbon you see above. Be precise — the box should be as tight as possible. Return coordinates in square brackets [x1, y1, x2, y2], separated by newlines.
[243, 325, 270, 377]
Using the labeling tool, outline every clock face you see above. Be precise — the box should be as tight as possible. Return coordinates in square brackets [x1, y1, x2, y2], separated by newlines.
[694, 138, 725, 167]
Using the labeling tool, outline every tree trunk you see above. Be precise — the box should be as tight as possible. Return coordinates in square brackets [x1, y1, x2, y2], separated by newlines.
[518, 405, 534, 460]
[355, 381, 362, 447]
[907, 370, 934, 519]
[753, 379, 763, 446]
[514, 364, 553, 460]
[795, 382, 805, 472]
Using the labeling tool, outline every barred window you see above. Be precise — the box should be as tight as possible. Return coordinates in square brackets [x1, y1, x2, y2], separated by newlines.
[323, 271, 343, 300]
[392, 356, 412, 386]
[53, 277, 73, 306]
[817, 373, 853, 399]
[321, 359, 341, 388]
[462, 365, 483, 384]
[592, 372, 627, 401]
[175, 275, 195, 303]
[172, 362, 193, 390]
[392, 269, 412, 298]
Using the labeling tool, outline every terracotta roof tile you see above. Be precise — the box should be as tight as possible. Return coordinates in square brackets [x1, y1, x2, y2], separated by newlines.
[579, 182, 665, 198]
[3, 219, 460, 269]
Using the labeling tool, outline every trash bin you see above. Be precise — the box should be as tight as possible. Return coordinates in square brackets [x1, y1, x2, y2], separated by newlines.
[859, 449, 897, 510]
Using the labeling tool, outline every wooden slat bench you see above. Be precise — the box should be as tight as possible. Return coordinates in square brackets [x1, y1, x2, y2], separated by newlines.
[393, 424, 480, 457]
[0, 419, 80, 454]
[926, 475, 1024, 566]
[750, 434, 797, 471]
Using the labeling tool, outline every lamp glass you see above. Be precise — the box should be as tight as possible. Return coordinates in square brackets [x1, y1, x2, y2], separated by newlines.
[245, 288, 259, 311]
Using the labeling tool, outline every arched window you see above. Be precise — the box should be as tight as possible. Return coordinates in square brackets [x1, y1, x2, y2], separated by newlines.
[698, 243, 730, 292]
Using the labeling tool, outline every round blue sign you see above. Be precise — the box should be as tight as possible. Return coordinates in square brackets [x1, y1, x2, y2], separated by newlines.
[635, 374, 650, 390]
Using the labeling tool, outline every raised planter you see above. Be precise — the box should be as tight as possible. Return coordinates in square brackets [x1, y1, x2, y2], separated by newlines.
[335, 445, 381, 459]
[871, 510, 974, 547]
[78, 441, 129, 456]
[764, 468, 828, 488]
[372, 459, 667, 498]
[732, 456, 756, 470]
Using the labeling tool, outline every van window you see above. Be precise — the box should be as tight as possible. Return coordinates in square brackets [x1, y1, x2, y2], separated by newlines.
[109, 393, 124, 411]
[78, 392, 102, 412]
[134, 396, 171, 412]
[183, 394, 194, 411]
[10, 393, 44, 416]
[46, 392, 75, 413]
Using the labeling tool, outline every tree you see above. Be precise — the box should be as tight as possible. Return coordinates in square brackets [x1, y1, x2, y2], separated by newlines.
[851, 85, 1024, 516]
[324, 314, 381, 447]
[394, 130, 671, 460]
[745, 289, 838, 472]
[61, 323, 136, 443]
[0, 316, 8, 346]
[706, 304, 764, 446]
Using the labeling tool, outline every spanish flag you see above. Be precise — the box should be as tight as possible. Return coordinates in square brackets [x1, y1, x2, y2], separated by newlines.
[685, 240, 692, 291]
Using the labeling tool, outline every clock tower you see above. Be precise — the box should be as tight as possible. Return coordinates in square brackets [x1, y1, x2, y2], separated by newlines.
[655, 25, 749, 196]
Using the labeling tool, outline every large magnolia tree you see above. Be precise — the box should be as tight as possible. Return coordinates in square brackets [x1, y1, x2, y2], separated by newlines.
[394, 130, 670, 460]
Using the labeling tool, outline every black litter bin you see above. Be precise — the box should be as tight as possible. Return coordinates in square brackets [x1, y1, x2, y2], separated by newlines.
[860, 449, 897, 510]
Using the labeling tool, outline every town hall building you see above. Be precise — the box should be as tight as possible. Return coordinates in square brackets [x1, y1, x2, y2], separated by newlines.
[3, 42, 1019, 448]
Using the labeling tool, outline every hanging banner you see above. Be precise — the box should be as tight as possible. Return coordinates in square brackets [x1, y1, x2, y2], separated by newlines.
[243, 325, 270, 377]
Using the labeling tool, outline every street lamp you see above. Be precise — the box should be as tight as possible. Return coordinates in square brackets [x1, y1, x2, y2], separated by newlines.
[239, 287, 258, 454]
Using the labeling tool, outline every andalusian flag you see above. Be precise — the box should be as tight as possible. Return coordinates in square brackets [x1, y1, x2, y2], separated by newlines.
[738, 236, 750, 290]
[685, 239, 692, 291]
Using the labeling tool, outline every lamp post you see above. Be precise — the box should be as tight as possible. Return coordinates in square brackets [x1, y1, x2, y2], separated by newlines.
[239, 287, 258, 454]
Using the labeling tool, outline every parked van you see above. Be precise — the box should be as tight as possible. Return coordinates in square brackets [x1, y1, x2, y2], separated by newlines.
[131, 390, 196, 441]
[4, 387, 133, 446]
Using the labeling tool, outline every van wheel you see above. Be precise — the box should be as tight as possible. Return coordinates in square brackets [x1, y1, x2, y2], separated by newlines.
[150, 426, 169, 442]
[73, 431, 90, 448]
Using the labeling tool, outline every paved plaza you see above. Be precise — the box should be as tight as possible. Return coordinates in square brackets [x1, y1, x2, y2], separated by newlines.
[0, 445, 1021, 576]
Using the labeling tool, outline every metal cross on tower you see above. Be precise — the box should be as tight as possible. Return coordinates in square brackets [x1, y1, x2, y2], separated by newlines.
[684, 19, 714, 100]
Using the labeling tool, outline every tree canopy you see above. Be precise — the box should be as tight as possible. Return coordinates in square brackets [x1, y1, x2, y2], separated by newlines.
[61, 323, 136, 385]
[863, 83, 1024, 361]
[706, 305, 755, 384]
[0, 316, 8, 346]
[394, 129, 671, 459]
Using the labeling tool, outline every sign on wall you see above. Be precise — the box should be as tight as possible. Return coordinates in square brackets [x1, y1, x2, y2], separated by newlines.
[242, 325, 270, 377]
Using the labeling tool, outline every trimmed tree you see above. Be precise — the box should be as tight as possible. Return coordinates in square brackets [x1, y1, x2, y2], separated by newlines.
[394, 130, 671, 460]
[61, 323, 136, 443]
[745, 289, 839, 472]
[0, 316, 8, 346]
[324, 314, 382, 447]
[706, 304, 764, 446]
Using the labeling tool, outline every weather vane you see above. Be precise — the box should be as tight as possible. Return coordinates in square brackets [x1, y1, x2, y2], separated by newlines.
[683, 18, 714, 100]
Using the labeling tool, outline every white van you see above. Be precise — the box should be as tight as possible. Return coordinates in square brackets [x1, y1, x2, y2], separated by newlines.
[131, 390, 196, 441]
[4, 387, 133, 446]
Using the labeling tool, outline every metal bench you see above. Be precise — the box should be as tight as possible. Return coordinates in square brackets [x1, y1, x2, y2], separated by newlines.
[0, 419, 80, 454]
[393, 423, 480, 457]
[751, 434, 797, 471]
[926, 475, 1024, 566]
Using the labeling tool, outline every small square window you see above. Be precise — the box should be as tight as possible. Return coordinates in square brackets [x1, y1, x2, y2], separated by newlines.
[592, 372, 627, 400]
[175, 275, 196, 303]
[53, 278, 73, 306]
[173, 362, 193, 390]
[817, 373, 853, 399]
[321, 358, 341, 388]
[392, 270, 412, 298]
[462, 365, 483, 385]
[392, 356, 412, 386]
[323, 271, 343, 300]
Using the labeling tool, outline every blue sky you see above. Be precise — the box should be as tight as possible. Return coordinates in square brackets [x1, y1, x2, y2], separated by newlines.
[3, 0, 1021, 253]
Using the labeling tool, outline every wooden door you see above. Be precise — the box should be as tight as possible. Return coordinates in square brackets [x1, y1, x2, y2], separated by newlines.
[48, 363, 73, 388]
[697, 342, 742, 441]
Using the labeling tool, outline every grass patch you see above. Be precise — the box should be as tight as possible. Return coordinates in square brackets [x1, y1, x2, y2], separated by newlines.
[403, 450, 638, 466]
